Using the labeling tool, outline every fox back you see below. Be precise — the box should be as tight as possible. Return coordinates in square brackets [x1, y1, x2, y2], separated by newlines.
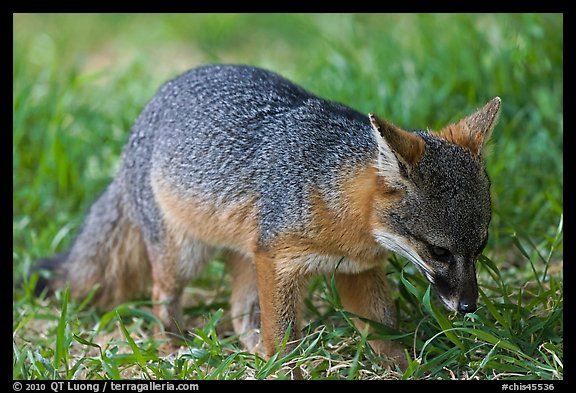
[129, 65, 378, 246]
[35, 64, 500, 375]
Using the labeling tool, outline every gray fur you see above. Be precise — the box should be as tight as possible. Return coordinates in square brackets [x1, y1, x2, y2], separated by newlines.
[378, 131, 491, 310]
[125, 64, 377, 248]
[392, 132, 490, 256]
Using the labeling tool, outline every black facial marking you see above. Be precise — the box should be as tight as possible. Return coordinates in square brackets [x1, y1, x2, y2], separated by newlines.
[432, 274, 453, 299]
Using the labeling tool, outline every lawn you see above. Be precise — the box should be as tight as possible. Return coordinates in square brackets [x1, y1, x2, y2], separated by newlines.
[13, 13, 563, 380]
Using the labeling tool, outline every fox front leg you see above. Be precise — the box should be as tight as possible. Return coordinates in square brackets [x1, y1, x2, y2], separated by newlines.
[253, 251, 309, 379]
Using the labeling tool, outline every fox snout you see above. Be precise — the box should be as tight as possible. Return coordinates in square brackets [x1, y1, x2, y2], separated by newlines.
[438, 286, 478, 314]
[440, 286, 478, 314]
[431, 258, 479, 315]
[457, 299, 477, 314]
[457, 292, 477, 314]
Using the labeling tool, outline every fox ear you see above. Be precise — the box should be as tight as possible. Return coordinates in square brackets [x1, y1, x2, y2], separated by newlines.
[369, 113, 425, 168]
[440, 97, 501, 157]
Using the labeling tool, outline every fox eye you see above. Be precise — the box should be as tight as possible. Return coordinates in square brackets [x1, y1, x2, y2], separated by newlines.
[428, 245, 452, 261]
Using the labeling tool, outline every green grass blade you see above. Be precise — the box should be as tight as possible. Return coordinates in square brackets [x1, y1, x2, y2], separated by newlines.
[479, 287, 509, 329]
[300, 327, 325, 357]
[400, 270, 421, 299]
[116, 311, 150, 379]
[346, 330, 368, 380]
[53, 286, 70, 379]
[210, 353, 240, 379]
[422, 286, 465, 351]
[542, 214, 563, 280]
[13, 342, 28, 379]
[511, 233, 543, 292]
[459, 328, 521, 353]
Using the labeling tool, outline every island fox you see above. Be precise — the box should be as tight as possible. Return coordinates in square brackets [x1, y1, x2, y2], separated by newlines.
[35, 64, 500, 370]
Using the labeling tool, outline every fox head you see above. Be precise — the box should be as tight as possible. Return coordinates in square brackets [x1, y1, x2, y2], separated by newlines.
[369, 97, 501, 314]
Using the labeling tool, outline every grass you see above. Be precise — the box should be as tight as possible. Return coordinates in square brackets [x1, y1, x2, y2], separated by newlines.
[13, 13, 563, 380]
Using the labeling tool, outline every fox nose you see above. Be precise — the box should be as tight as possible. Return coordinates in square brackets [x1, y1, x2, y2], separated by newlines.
[457, 301, 477, 314]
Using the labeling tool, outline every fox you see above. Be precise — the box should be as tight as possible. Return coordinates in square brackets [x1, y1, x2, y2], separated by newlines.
[34, 64, 500, 377]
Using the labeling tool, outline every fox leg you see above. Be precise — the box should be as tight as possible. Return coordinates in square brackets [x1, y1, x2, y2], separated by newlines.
[335, 267, 407, 369]
[146, 235, 214, 338]
[225, 250, 261, 353]
[254, 251, 309, 378]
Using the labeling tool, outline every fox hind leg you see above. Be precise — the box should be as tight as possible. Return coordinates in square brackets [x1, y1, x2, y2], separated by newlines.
[145, 234, 215, 339]
[225, 250, 262, 354]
